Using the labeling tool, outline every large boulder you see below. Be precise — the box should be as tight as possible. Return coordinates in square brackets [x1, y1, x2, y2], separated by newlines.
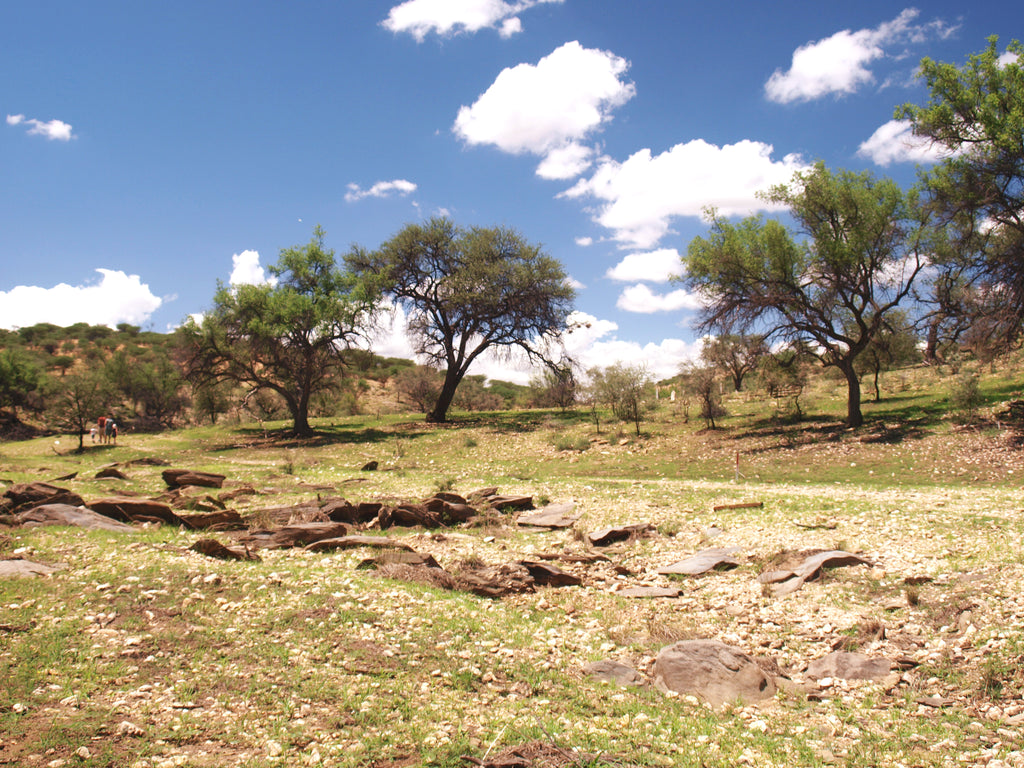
[653, 640, 777, 708]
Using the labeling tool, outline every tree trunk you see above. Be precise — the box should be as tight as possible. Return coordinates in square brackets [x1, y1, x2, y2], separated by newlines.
[427, 369, 461, 423]
[839, 362, 863, 427]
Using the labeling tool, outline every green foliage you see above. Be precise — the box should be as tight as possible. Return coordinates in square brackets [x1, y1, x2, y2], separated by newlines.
[180, 226, 377, 437]
[0, 348, 43, 420]
[349, 217, 575, 423]
[948, 372, 984, 423]
[900, 37, 1024, 351]
[587, 363, 652, 436]
[679, 362, 727, 429]
[683, 163, 929, 427]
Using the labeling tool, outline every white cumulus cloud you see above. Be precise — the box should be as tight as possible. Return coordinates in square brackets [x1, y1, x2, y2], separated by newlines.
[562, 139, 806, 248]
[383, 0, 562, 41]
[616, 284, 702, 314]
[6, 113, 75, 141]
[453, 41, 635, 178]
[563, 311, 700, 380]
[857, 119, 956, 166]
[345, 179, 418, 202]
[0, 269, 162, 329]
[606, 249, 683, 283]
[229, 250, 278, 287]
[765, 9, 955, 103]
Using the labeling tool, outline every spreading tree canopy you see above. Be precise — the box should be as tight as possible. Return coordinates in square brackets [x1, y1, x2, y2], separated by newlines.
[682, 164, 929, 428]
[348, 218, 575, 423]
[899, 37, 1024, 350]
[180, 226, 376, 437]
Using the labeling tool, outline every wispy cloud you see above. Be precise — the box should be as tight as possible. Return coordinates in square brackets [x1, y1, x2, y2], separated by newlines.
[345, 179, 418, 203]
[6, 113, 76, 141]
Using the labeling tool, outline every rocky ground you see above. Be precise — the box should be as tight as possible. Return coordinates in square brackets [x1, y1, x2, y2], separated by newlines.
[2, 419, 1024, 767]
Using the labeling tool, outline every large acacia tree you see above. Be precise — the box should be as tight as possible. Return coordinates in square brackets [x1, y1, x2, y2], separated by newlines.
[349, 218, 575, 423]
[180, 227, 376, 437]
[899, 37, 1024, 351]
[683, 164, 929, 428]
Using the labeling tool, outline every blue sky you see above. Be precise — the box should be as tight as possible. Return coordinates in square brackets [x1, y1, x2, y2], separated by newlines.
[1, 1, 1020, 381]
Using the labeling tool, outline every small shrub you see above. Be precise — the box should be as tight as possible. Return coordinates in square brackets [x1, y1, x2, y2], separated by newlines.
[949, 373, 983, 424]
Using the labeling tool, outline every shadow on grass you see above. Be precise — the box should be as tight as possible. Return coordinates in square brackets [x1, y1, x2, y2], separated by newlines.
[207, 422, 431, 452]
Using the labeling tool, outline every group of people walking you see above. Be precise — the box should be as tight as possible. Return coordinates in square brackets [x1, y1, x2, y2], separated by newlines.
[90, 415, 118, 445]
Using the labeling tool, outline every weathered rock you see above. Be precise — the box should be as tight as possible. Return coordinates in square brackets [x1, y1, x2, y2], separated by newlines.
[518, 561, 582, 587]
[3, 482, 86, 513]
[161, 469, 226, 489]
[94, 467, 128, 480]
[304, 535, 415, 553]
[16, 504, 137, 533]
[658, 547, 742, 576]
[357, 551, 441, 570]
[0, 558, 65, 578]
[189, 538, 260, 561]
[516, 502, 581, 529]
[805, 651, 893, 681]
[584, 659, 647, 687]
[176, 510, 246, 530]
[454, 561, 535, 598]
[88, 497, 186, 527]
[127, 457, 171, 467]
[360, 461, 378, 471]
[758, 550, 874, 596]
[377, 503, 442, 529]
[422, 495, 477, 524]
[238, 521, 352, 550]
[653, 639, 777, 708]
[320, 498, 377, 525]
[486, 495, 534, 511]
[588, 523, 656, 547]
[618, 586, 681, 598]
[247, 502, 321, 526]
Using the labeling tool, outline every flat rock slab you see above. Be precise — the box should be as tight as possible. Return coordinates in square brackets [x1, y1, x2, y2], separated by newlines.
[88, 497, 186, 527]
[618, 586, 682, 598]
[189, 538, 261, 561]
[176, 510, 246, 530]
[805, 651, 893, 681]
[454, 562, 535, 598]
[588, 523, 656, 547]
[305, 535, 414, 553]
[758, 549, 874, 596]
[658, 547, 742, 575]
[584, 659, 647, 687]
[518, 561, 582, 587]
[17, 504, 137, 533]
[162, 469, 226, 489]
[238, 522, 352, 550]
[3, 482, 86, 514]
[358, 551, 441, 570]
[0, 558, 65, 578]
[654, 639, 777, 708]
[516, 502, 580, 529]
